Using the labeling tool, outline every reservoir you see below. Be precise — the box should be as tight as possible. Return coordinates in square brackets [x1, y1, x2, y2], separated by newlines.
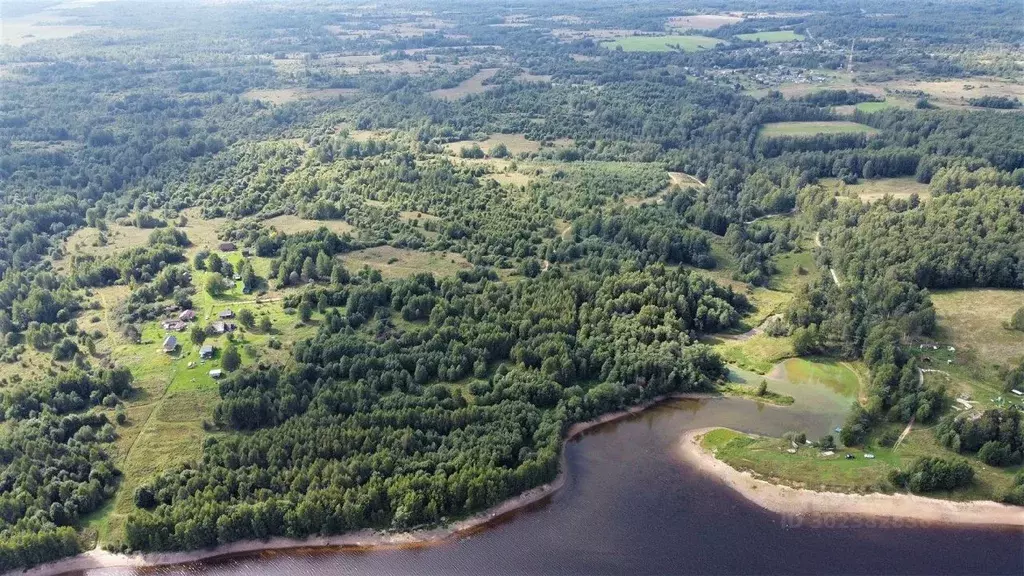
[88, 389, 1024, 576]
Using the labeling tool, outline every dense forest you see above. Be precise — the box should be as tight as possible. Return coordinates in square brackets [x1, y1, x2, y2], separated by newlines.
[0, 0, 1022, 569]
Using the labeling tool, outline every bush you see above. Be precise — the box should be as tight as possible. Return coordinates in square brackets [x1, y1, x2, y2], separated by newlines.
[889, 457, 974, 493]
[1009, 307, 1024, 332]
[877, 428, 900, 447]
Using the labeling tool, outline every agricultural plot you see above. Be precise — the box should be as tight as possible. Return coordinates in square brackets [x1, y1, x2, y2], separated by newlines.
[429, 68, 500, 100]
[759, 121, 878, 137]
[601, 34, 724, 52]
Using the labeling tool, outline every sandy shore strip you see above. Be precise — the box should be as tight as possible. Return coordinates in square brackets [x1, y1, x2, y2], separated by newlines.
[678, 427, 1024, 529]
[14, 393, 712, 576]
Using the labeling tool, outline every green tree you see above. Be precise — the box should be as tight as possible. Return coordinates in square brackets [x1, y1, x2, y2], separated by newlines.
[205, 273, 226, 296]
[1009, 307, 1024, 331]
[222, 344, 241, 372]
[238, 309, 255, 329]
[258, 316, 273, 333]
[190, 326, 206, 345]
[298, 301, 313, 322]
[756, 379, 768, 397]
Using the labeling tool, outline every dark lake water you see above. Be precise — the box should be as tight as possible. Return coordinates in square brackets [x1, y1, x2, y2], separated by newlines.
[88, 397, 1024, 576]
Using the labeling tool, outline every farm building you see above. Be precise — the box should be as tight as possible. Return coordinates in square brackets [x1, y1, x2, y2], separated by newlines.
[211, 321, 236, 334]
[179, 309, 196, 321]
[162, 336, 178, 353]
[209, 369, 223, 378]
[161, 320, 187, 332]
[219, 309, 235, 319]
[199, 345, 214, 359]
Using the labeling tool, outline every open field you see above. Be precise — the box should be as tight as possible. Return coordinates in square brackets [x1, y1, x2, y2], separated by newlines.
[445, 133, 542, 156]
[601, 35, 724, 52]
[58, 223, 152, 272]
[429, 68, 499, 100]
[931, 289, 1024, 366]
[824, 176, 932, 203]
[515, 72, 552, 83]
[241, 88, 358, 105]
[342, 246, 471, 279]
[667, 14, 743, 30]
[736, 30, 804, 42]
[759, 121, 878, 138]
[264, 214, 356, 236]
[884, 78, 1024, 108]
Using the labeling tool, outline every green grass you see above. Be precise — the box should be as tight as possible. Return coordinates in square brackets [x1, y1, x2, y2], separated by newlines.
[712, 334, 796, 374]
[855, 100, 897, 112]
[773, 357, 861, 398]
[759, 121, 879, 138]
[720, 382, 795, 405]
[736, 30, 805, 42]
[601, 35, 724, 52]
[700, 427, 1020, 499]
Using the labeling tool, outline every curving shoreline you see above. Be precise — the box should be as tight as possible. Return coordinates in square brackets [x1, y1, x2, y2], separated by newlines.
[678, 427, 1024, 529]
[15, 393, 710, 576]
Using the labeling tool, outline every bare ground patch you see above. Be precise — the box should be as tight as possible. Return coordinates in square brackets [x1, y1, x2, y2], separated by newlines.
[667, 14, 744, 30]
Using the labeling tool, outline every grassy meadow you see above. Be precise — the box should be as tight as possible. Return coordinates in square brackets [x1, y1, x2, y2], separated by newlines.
[601, 34, 724, 52]
[759, 121, 879, 138]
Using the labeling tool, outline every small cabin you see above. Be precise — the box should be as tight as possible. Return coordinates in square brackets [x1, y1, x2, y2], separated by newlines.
[219, 309, 235, 319]
[199, 345, 214, 359]
[179, 309, 196, 322]
[162, 335, 178, 353]
[209, 369, 223, 379]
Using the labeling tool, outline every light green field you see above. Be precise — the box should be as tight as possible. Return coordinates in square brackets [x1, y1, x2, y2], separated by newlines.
[736, 30, 804, 42]
[769, 357, 861, 398]
[759, 121, 879, 138]
[601, 35, 724, 52]
[855, 101, 896, 112]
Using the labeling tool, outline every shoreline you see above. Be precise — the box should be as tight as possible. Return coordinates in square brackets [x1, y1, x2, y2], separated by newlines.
[678, 427, 1024, 529]
[16, 393, 710, 576]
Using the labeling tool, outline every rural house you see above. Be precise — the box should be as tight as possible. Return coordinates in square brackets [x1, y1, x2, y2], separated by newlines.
[199, 345, 214, 359]
[219, 309, 235, 319]
[179, 309, 196, 321]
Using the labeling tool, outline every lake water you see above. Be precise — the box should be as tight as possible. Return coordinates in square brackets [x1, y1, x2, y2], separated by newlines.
[87, 394, 1024, 576]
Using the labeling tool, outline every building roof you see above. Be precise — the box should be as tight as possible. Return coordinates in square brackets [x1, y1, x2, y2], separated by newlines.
[219, 309, 234, 318]
[199, 344, 214, 355]
[162, 335, 178, 349]
[209, 369, 223, 377]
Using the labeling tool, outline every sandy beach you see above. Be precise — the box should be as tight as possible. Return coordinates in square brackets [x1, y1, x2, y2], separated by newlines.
[678, 427, 1024, 529]
[14, 393, 710, 576]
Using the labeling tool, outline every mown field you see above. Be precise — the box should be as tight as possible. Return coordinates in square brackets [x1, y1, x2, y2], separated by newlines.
[601, 34, 724, 52]
[759, 121, 879, 137]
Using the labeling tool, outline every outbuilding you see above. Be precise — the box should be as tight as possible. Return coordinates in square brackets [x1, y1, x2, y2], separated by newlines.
[162, 335, 178, 353]
[199, 345, 215, 359]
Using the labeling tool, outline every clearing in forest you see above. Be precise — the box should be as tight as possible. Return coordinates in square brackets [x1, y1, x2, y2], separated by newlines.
[601, 34, 724, 52]
[736, 30, 804, 42]
[342, 246, 471, 279]
[759, 121, 878, 138]
[241, 88, 359, 104]
[264, 215, 356, 236]
[429, 68, 500, 100]
[931, 289, 1024, 366]
[667, 14, 744, 30]
[827, 177, 931, 203]
[445, 133, 542, 156]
